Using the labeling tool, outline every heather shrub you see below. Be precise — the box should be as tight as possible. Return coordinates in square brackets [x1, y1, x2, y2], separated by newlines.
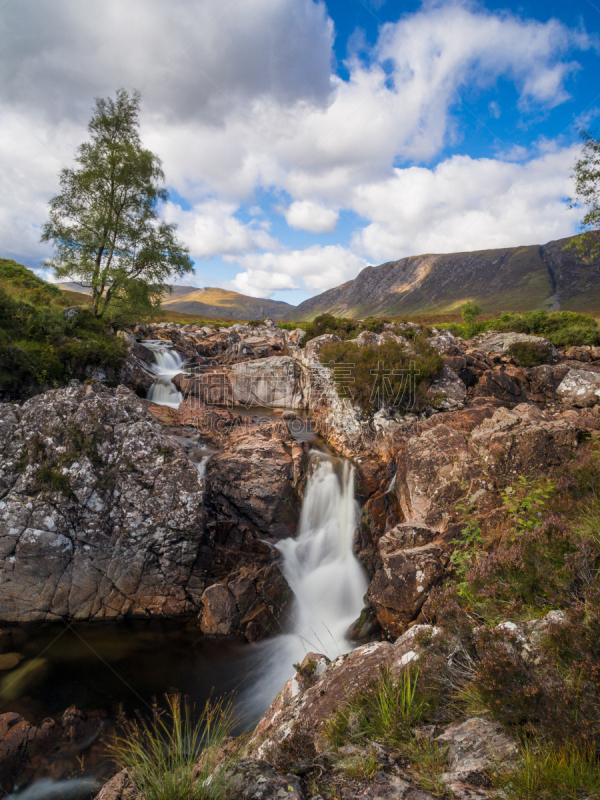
[508, 341, 554, 367]
[319, 336, 443, 415]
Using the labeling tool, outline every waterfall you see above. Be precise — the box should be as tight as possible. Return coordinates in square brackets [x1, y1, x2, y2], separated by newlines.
[241, 453, 367, 719]
[277, 455, 368, 655]
[144, 340, 184, 409]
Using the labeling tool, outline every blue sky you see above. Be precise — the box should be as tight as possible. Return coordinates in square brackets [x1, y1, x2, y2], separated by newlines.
[1, 0, 598, 306]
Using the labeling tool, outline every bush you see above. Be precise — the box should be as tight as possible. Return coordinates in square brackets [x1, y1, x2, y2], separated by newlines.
[496, 309, 600, 347]
[318, 336, 443, 415]
[302, 314, 389, 344]
[508, 341, 554, 367]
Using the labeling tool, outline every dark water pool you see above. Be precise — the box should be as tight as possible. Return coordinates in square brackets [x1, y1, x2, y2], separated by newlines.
[0, 619, 262, 728]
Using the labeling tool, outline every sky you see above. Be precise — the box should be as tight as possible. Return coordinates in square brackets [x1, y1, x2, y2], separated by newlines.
[0, 0, 599, 306]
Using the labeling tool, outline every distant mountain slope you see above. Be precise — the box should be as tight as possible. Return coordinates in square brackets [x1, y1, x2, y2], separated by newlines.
[161, 286, 293, 320]
[57, 283, 294, 320]
[289, 236, 600, 320]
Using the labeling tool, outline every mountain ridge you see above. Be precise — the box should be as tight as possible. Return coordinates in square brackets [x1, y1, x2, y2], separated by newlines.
[288, 235, 600, 320]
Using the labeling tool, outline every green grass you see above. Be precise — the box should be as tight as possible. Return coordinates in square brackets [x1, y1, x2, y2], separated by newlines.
[490, 740, 600, 800]
[324, 666, 425, 749]
[108, 694, 239, 800]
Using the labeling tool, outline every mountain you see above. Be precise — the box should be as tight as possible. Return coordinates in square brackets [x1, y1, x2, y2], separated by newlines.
[56, 283, 294, 320]
[289, 236, 600, 320]
[160, 286, 293, 320]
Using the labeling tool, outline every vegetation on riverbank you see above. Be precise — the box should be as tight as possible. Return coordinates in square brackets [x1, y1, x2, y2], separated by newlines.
[0, 259, 127, 398]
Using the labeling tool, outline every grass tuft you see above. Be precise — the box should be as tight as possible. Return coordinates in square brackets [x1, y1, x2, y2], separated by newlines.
[490, 740, 600, 800]
[108, 694, 238, 800]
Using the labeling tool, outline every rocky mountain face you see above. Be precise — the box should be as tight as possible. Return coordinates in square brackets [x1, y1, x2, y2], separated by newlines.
[290, 235, 600, 319]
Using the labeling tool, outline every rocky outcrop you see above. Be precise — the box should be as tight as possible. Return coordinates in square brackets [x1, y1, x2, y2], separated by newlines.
[0, 708, 104, 796]
[0, 382, 208, 622]
[556, 368, 600, 407]
[204, 421, 308, 542]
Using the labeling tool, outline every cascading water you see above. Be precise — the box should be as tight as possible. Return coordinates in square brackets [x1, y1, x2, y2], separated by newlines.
[144, 340, 184, 409]
[242, 452, 368, 718]
[277, 455, 368, 655]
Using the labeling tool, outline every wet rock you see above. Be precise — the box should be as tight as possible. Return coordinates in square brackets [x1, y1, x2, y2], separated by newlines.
[0, 709, 103, 796]
[0, 653, 22, 671]
[200, 584, 239, 636]
[0, 383, 205, 622]
[556, 368, 600, 407]
[205, 421, 308, 541]
[347, 605, 382, 643]
[0, 658, 48, 701]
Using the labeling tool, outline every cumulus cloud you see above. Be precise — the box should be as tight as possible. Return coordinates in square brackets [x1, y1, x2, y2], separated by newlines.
[163, 199, 278, 257]
[0, 0, 594, 296]
[350, 147, 580, 263]
[284, 200, 339, 233]
[231, 245, 368, 297]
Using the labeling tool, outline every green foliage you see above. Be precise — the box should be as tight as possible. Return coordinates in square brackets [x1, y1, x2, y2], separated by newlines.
[108, 694, 238, 800]
[0, 259, 62, 300]
[490, 740, 600, 800]
[302, 314, 388, 344]
[42, 89, 193, 319]
[319, 336, 443, 416]
[502, 476, 556, 535]
[450, 501, 484, 599]
[565, 130, 600, 264]
[0, 285, 127, 397]
[496, 309, 600, 347]
[461, 300, 484, 338]
[324, 667, 425, 749]
[507, 341, 554, 367]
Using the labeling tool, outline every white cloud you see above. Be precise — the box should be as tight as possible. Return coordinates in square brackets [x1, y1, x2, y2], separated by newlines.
[162, 200, 278, 257]
[350, 147, 581, 263]
[285, 200, 339, 233]
[231, 245, 367, 297]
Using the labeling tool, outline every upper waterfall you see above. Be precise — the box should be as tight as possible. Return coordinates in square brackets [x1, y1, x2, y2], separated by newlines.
[144, 340, 184, 409]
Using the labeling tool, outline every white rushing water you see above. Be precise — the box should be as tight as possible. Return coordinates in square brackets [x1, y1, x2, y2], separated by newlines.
[144, 340, 184, 409]
[277, 455, 368, 655]
[242, 452, 368, 718]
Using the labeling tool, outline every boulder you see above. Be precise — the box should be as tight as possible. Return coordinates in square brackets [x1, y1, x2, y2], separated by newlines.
[230, 356, 308, 409]
[427, 329, 458, 355]
[437, 717, 517, 797]
[427, 366, 467, 411]
[395, 424, 484, 529]
[556, 368, 600, 407]
[469, 403, 582, 477]
[469, 331, 554, 355]
[0, 383, 205, 622]
[227, 759, 305, 800]
[368, 543, 450, 637]
[565, 345, 592, 362]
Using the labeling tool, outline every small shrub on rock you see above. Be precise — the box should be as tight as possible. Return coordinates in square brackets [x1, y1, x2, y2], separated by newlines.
[508, 341, 554, 367]
[319, 337, 443, 415]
